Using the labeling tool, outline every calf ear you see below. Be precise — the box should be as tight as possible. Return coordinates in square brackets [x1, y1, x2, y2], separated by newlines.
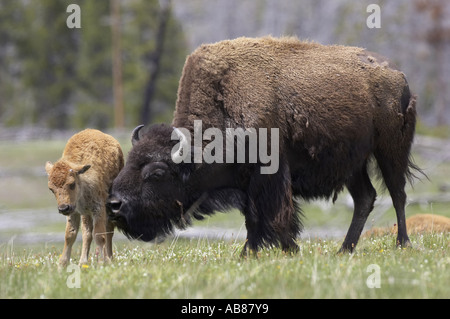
[45, 161, 53, 175]
[77, 165, 91, 175]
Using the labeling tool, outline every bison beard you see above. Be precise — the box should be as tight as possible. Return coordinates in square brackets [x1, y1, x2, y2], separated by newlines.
[107, 37, 423, 254]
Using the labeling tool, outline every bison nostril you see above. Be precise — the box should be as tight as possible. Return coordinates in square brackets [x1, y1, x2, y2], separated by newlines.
[107, 200, 122, 213]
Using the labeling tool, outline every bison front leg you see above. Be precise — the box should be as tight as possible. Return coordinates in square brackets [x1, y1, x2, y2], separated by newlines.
[60, 213, 80, 267]
[242, 161, 301, 255]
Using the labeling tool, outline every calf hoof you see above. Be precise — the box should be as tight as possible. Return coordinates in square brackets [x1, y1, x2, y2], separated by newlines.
[58, 256, 71, 269]
[78, 257, 89, 267]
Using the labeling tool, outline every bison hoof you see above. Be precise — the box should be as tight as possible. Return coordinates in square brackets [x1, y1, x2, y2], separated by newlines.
[396, 237, 412, 249]
[337, 244, 356, 254]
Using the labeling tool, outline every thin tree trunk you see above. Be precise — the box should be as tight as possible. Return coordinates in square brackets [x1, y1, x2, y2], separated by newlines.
[111, 0, 124, 129]
[140, 0, 172, 125]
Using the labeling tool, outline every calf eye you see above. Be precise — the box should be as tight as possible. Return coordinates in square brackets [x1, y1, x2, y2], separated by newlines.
[69, 183, 76, 190]
[49, 188, 55, 194]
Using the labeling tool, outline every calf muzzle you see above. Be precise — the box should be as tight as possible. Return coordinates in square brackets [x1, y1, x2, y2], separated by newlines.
[58, 204, 74, 216]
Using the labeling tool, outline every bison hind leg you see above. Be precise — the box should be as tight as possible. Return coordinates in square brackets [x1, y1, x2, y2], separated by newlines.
[370, 95, 420, 248]
[340, 162, 377, 253]
[374, 151, 412, 248]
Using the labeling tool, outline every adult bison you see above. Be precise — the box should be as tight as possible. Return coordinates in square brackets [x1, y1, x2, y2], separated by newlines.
[107, 36, 421, 253]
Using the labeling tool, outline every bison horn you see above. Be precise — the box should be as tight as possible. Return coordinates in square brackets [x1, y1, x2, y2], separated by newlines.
[131, 125, 145, 147]
[171, 127, 189, 163]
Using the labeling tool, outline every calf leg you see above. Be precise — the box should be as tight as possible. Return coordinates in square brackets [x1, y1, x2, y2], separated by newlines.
[79, 215, 93, 265]
[60, 213, 80, 267]
[93, 210, 108, 262]
[105, 218, 114, 261]
[340, 164, 377, 252]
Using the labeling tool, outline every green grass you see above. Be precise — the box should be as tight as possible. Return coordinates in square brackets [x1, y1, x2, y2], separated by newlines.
[1, 233, 449, 299]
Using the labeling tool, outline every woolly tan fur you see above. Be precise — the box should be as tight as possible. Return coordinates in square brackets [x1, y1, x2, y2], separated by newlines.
[364, 214, 450, 238]
[46, 129, 124, 266]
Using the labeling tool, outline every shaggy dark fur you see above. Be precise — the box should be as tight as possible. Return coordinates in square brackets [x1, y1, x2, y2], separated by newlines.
[108, 37, 421, 253]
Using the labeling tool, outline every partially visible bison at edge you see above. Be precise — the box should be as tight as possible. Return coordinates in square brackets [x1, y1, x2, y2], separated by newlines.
[46, 129, 124, 266]
[107, 36, 422, 254]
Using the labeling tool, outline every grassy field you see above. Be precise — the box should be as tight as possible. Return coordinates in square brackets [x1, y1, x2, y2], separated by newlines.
[1, 233, 449, 299]
[0, 135, 449, 299]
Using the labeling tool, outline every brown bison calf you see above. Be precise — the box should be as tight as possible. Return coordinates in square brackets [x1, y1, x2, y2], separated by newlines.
[46, 129, 124, 266]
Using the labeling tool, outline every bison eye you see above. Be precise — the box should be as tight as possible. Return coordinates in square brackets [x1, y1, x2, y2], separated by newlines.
[69, 182, 76, 190]
[150, 169, 165, 178]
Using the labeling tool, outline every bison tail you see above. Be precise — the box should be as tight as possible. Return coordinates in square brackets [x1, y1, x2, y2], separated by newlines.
[373, 93, 426, 189]
[402, 95, 427, 185]
[402, 95, 428, 185]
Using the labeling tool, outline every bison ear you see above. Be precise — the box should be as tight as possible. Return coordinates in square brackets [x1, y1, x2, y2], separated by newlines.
[131, 125, 145, 147]
[77, 165, 91, 175]
[45, 161, 54, 175]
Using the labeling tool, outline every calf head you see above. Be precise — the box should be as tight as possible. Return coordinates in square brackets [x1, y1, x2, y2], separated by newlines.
[45, 161, 91, 215]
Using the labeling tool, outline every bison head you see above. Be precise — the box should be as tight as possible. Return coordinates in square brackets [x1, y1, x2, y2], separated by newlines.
[106, 124, 196, 241]
[45, 161, 91, 215]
